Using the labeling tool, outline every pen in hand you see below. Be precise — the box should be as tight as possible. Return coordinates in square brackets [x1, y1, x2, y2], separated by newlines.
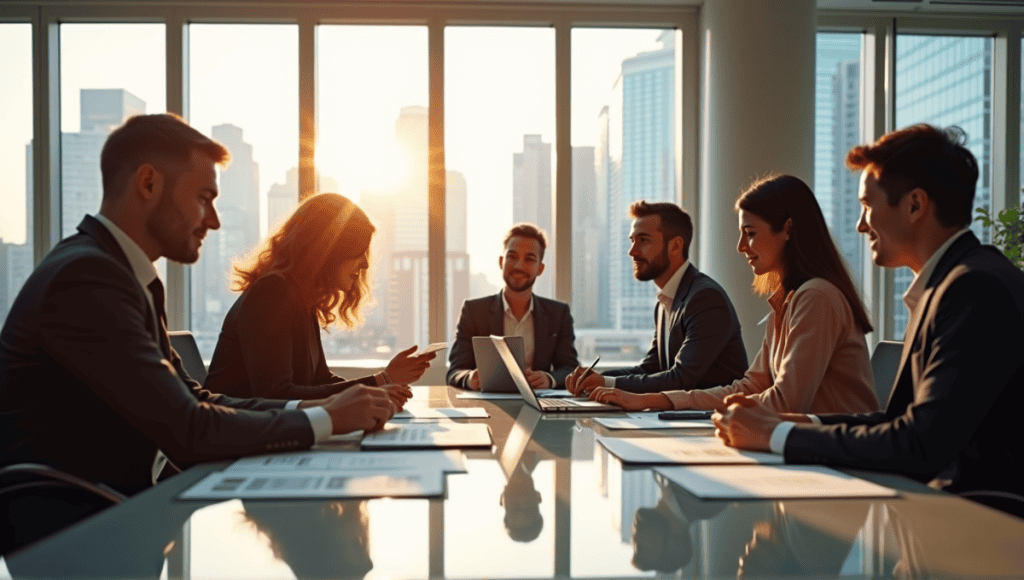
[579, 356, 600, 396]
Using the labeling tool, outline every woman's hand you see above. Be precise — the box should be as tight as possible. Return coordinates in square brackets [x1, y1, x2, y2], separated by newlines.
[589, 388, 672, 411]
[385, 345, 435, 385]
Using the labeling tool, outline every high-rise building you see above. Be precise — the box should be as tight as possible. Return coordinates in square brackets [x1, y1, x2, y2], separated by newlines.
[191, 124, 260, 356]
[892, 35, 993, 338]
[610, 30, 676, 331]
[512, 134, 553, 297]
[571, 146, 602, 327]
[831, 59, 862, 282]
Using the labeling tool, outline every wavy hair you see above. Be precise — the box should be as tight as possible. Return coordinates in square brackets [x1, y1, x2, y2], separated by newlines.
[736, 174, 873, 334]
[233, 193, 376, 328]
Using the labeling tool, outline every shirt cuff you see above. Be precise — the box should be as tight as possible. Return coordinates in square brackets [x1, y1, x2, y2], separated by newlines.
[543, 372, 555, 388]
[374, 371, 392, 386]
[808, 414, 822, 425]
[769, 421, 797, 455]
[604, 376, 616, 388]
[302, 407, 333, 442]
[285, 400, 300, 410]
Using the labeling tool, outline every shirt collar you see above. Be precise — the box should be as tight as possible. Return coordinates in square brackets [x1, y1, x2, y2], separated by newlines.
[656, 260, 690, 305]
[501, 290, 534, 317]
[767, 284, 791, 316]
[93, 213, 159, 289]
[903, 228, 970, 313]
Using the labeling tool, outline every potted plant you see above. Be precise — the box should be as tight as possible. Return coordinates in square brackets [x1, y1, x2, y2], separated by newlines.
[975, 189, 1024, 269]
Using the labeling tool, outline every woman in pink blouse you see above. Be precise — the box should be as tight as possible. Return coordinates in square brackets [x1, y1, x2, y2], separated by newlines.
[590, 174, 878, 414]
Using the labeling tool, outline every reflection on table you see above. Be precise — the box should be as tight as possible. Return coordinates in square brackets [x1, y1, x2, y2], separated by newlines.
[5, 387, 1024, 579]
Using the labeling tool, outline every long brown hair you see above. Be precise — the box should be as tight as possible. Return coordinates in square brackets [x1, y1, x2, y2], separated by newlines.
[233, 193, 376, 328]
[736, 174, 873, 333]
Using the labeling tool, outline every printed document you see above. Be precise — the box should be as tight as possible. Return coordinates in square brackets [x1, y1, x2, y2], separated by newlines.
[593, 413, 711, 430]
[656, 464, 899, 499]
[392, 406, 489, 420]
[362, 422, 492, 449]
[597, 436, 784, 465]
[223, 450, 466, 474]
[180, 470, 442, 500]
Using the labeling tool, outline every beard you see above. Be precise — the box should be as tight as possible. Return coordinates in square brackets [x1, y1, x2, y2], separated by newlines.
[503, 269, 537, 292]
[146, 192, 202, 264]
[633, 246, 670, 282]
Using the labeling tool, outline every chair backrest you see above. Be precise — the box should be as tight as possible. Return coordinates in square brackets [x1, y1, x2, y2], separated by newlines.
[870, 340, 902, 409]
[168, 330, 208, 384]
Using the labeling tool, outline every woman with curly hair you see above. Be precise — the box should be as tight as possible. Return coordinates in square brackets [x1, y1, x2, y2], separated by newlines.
[205, 193, 432, 404]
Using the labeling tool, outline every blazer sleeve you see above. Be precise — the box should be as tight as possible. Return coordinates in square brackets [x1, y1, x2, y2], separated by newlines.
[782, 271, 1024, 482]
[447, 300, 477, 389]
[38, 256, 315, 466]
[612, 286, 741, 393]
[547, 302, 580, 387]
[226, 275, 364, 400]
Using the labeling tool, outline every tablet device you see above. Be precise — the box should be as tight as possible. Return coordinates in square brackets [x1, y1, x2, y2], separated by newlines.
[471, 335, 526, 393]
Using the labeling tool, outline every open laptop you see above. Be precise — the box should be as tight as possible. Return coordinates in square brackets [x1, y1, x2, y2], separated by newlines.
[472, 336, 526, 393]
[490, 336, 623, 413]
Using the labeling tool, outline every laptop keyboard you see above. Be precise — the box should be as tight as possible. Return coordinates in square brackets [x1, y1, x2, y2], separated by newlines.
[538, 398, 586, 410]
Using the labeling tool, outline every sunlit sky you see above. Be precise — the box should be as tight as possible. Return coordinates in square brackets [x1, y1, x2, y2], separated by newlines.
[0, 22, 664, 286]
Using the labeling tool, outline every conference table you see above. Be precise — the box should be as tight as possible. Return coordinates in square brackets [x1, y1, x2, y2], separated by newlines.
[5, 386, 1024, 579]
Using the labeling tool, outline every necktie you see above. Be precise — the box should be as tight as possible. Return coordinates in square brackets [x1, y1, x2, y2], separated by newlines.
[146, 277, 171, 484]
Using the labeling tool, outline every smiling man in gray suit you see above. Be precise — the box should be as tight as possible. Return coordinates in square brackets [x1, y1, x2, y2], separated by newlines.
[447, 223, 579, 390]
[567, 201, 748, 396]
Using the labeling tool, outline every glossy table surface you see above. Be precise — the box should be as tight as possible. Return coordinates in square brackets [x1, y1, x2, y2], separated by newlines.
[5, 386, 1024, 579]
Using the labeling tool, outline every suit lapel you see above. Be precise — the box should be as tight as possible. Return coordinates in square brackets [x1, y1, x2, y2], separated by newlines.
[891, 233, 980, 408]
[489, 293, 505, 334]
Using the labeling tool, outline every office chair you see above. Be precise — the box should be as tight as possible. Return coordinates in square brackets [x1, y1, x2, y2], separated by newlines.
[168, 330, 208, 384]
[0, 463, 127, 555]
[958, 490, 1024, 520]
[870, 340, 902, 410]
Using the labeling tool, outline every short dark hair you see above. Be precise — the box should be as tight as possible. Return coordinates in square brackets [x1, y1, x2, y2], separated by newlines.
[503, 223, 548, 260]
[628, 200, 693, 260]
[101, 113, 230, 200]
[845, 124, 978, 227]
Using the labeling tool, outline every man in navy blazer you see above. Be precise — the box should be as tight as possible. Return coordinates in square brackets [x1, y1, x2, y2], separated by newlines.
[447, 224, 579, 390]
[0, 115, 394, 548]
[567, 201, 748, 396]
[714, 125, 1024, 512]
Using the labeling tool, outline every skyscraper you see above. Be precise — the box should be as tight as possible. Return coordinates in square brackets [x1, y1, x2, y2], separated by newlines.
[832, 59, 863, 282]
[512, 134, 553, 297]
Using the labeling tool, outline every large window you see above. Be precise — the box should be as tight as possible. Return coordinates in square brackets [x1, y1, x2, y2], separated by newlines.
[894, 34, 993, 339]
[318, 25, 429, 359]
[188, 24, 299, 359]
[815, 33, 864, 287]
[0, 23, 32, 329]
[570, 28, 679, 363]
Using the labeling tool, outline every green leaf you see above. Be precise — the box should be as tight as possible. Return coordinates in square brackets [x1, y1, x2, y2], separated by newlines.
[999, 208, 1020, 226]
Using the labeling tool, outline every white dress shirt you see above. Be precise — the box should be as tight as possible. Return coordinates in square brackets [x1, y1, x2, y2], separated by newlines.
[502, 291, 554, 388]
[768, 228, 970, 455]
[605, 261, 690, 387]
[93, 214, 331, 442]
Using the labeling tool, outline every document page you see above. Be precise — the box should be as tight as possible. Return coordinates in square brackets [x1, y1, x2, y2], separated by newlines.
[179, 469, 443, 500]
[361, 422, 492, 449]
[455, 392, 521, 400]
[656, 464, 900, 499]
[597, 436, 784, 465]
[223, 450, 466, 474]
[593, 413, 711, 430]
[392, 406, 489, 420]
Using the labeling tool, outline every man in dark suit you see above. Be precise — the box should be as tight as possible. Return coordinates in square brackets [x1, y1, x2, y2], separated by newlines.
[713, 124, 1024, 509]
[567, 201, 748, 395]
[447, 223, 579, 390]
[0, 114, 394, 548]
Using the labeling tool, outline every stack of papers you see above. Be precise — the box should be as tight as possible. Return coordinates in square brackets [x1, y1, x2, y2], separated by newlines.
[597, 436, 784, 465]
[391, 406, 489, 421]
[657, 464, 900, 500]
[179, 450, 465, 500]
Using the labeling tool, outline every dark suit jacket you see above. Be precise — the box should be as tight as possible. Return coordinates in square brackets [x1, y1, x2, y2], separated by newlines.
[0, 216, 314, 496]
[604, 265, 748, 393]
[447, 293, 579, 389]
[784, 232, 1024, 496]
[205, 272, 377, 399]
